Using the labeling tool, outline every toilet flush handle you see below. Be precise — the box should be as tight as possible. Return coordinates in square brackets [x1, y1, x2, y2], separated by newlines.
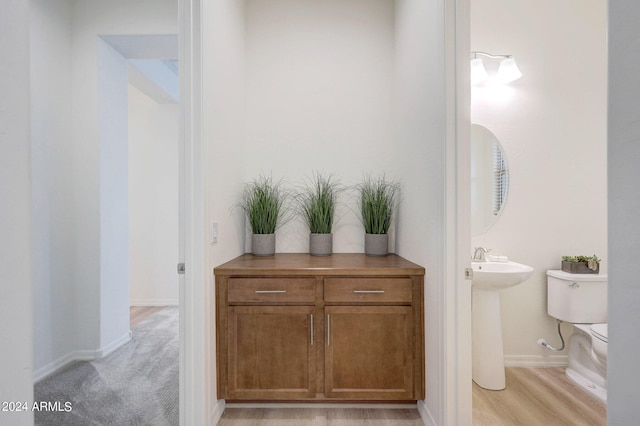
[569, 282, 580, 288]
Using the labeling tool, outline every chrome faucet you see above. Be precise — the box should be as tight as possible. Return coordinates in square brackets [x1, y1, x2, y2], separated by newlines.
[473, 247, 491, 262]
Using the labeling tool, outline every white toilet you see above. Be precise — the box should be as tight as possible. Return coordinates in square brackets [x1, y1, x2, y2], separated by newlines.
[546, 270, 608, 402]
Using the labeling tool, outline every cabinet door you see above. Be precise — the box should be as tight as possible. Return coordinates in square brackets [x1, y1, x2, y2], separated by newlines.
[325, 306, 414, 400]
[227, 306, 316, 399]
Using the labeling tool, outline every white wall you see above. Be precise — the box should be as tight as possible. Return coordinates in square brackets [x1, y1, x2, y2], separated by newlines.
[0, 1, 34, 424]
[394, 0, 448, 422]
[129, 84, 179, 305]
[244, 0, 395, 253]
[471, 0, 607, 364]
[608, 1, 640, 422]
[30, 0, 76, 379]
[98, 38, 131, 351]
[30, 0, 177, 377]
[203, 0, 247, 412]
[70, 0, 177, 355]
[204, 0, 450, 422]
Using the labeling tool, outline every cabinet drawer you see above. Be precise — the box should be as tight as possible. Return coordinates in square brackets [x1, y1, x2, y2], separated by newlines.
[324, 278, 412, 303]
[228, 278, 316, 303]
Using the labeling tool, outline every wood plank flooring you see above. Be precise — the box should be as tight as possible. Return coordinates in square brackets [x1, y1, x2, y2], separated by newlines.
[473, 368, 606, 426]
[218, 408, 424, 425]
[130, 305, 169, 326]
[217, 368, 606, 425]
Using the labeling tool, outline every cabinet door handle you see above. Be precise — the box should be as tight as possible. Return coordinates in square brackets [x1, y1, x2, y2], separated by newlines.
[254, 290, 286, 294]
[310, 314, 314, 346]
[353, 290, 385, 294]
[327, 314, 331, 346]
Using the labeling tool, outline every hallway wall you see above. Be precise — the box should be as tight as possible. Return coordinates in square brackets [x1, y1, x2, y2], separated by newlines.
[128, 84, 179, 306]
[0, 1, 34, 424]
[30, 0, 177, 378]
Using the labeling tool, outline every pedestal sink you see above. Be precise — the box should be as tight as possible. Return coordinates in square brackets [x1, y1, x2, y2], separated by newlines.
[472, 260, 534, 390]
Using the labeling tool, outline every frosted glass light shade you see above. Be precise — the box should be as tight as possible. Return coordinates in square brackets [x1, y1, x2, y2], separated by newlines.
[471, 58, 488, 84]
[496, 58, 522, 83]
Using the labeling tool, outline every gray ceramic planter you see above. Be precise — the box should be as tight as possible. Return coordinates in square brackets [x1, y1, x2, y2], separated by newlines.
[252, 233, 275, 256]
[365, 233, 388, 256]
[309, 233, 333, 256]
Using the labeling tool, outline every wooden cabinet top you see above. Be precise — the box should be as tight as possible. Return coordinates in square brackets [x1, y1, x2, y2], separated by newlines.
[214, 253, 425, 277]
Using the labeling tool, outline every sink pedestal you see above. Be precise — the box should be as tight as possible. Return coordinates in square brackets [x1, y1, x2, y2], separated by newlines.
[472, 287, 506, 390]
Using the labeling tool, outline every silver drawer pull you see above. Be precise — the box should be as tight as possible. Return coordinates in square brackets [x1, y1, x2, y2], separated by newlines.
[353, 290, 385, 294]
[254, 290, 287, 294]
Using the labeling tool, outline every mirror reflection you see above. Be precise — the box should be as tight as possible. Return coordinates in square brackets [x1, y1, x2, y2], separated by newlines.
[471, 124, 509, 235]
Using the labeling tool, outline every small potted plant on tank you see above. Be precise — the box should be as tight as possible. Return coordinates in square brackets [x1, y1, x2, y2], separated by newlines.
[561, 255, 601, 274]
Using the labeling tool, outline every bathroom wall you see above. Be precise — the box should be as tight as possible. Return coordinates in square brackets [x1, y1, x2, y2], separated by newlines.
[471, 0, 607, 364]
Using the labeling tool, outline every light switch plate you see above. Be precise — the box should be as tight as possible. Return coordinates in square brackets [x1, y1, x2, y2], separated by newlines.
[210, 221, 218, 243]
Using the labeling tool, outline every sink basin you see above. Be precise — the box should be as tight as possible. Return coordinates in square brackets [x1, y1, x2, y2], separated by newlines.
[471, 260, 534, 390]
[471, 261, 534, 290]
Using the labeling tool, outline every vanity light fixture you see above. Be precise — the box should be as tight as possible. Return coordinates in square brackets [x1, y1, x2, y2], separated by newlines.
[470, 51, 522, 84]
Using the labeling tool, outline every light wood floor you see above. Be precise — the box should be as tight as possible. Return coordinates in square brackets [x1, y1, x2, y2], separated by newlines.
[218, 408, 424, 425]
[473, 367, 606, 426]
[216, 368, 606, 425]
[130, 305, 169, 327]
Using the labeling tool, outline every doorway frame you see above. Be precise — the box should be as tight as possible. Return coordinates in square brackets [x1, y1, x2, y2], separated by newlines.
[443, 0, 472, 424]
[178, 0, 207, 424]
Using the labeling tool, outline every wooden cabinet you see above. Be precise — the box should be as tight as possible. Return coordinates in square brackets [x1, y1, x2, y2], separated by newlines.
[227, 306, 316, 399]
[214, 253, 425, 402]
[325, 305, 414, 399]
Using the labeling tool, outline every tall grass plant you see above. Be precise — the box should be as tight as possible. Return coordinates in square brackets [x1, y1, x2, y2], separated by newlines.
[241, 175, 289, 234]
[358, 175, 400, 235]
[298, 173, 340, 234]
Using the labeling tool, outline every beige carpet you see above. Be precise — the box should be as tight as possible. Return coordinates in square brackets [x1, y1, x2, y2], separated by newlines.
[34, 307, 179, 425]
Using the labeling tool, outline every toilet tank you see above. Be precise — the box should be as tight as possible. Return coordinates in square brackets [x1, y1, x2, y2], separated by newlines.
[547, 270, 608, 323]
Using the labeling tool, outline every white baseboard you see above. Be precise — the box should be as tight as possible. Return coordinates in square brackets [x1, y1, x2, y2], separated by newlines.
[98, 332, 131, 358]
[130, 299, 179, 306]
[504, 354, 568, 368]
[210, 400, 226, 425]
[33, 333, 131, 383]
[417, 400, 435, 426]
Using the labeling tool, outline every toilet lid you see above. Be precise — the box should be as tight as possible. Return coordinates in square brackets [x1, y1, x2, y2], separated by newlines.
[590, 323, 608, 342]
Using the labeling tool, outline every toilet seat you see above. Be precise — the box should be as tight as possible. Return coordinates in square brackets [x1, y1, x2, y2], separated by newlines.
[590, 323, 608, 343]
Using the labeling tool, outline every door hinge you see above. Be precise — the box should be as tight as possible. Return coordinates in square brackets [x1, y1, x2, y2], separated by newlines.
[464, 267, 473, 280]
[177, 263, 186, 275]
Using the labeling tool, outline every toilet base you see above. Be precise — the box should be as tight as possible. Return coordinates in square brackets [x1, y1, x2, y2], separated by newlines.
[566, 325, 607, 404]
[566, 368, 607, 403]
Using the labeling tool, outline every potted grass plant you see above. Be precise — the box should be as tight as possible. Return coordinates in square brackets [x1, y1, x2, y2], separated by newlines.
[358, 174, 400, 256]
[240, 175, 289, 256]
[298, 173, 340, 256]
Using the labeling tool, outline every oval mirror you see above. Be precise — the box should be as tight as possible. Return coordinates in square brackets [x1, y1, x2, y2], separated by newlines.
[471, 124, 509, 235]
